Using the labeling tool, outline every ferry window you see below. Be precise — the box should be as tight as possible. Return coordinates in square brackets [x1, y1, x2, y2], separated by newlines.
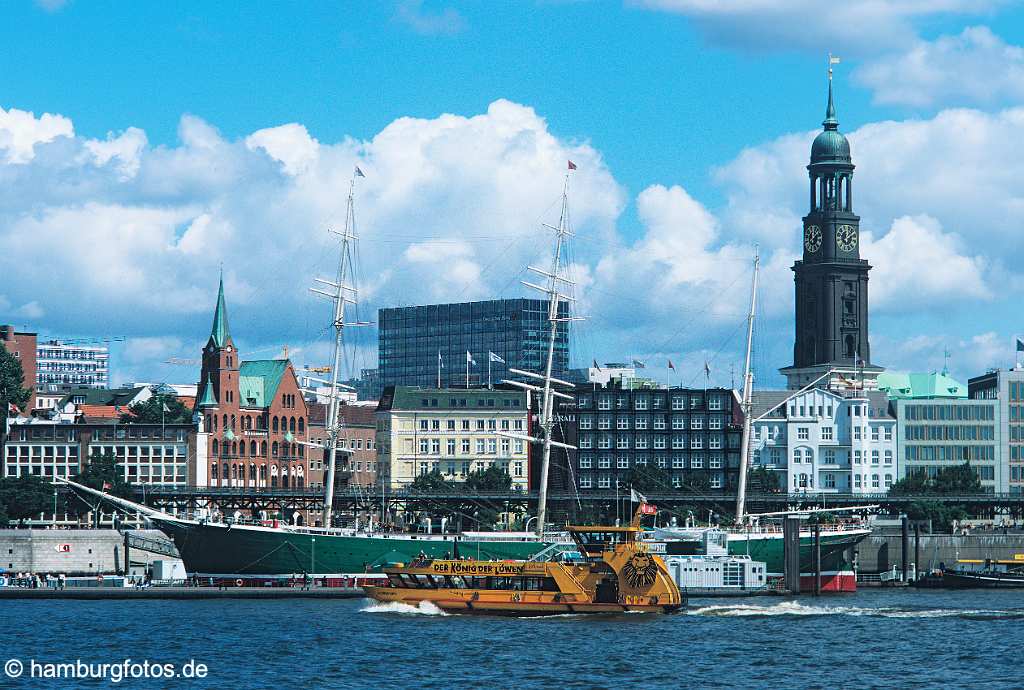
[450, 576, 467, 588]
[388, 574, 403, 587]
[414, 575, 434, 588]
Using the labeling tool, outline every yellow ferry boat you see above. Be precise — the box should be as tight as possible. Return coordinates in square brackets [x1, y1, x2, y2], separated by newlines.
[363, 507, 685, 615]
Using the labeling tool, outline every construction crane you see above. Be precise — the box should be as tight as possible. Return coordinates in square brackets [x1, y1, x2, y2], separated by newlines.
[40, 335, 126, 346]
[164, 358, 201, 366]
[301, 365, 332, 374]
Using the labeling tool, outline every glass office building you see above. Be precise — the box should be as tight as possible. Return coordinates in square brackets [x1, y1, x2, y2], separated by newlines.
[378, 299, 569, 390]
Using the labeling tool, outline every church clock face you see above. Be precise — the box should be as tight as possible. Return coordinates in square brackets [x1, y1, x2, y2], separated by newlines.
[804, 224, 822, 253]
[836, 224, 858, 252]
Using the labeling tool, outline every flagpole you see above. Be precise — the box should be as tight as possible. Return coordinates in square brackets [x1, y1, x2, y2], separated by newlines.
[488, 356, 492, 390]
[437, 351, 441, 388]
[466, 353, 470, 388]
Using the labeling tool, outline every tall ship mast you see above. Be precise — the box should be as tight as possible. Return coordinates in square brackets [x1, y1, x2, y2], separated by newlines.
[502, 165, 580, 538]
[310, 167, 371, 528]
[734, 249, 759, 524]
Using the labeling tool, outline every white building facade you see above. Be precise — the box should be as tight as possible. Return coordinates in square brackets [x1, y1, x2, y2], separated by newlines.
[751, 388, 897, 494]
[375, 387, 530, 491]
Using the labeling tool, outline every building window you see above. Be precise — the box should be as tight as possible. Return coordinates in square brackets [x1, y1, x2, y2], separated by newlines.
[710, 453, 723, 469]
[854, 450, 861, 464]
[419, 439, 429, 454]
[691, 454, 704, 469]
[653, 416, 666, 430]
[797, 427, 809, 441]
[580, 416, 593, 430]
[871, 450, 879, 465]
[824, 449, 836, 465]
[672, 455, 684, 469]
[871, 427, 879, 442]
[598, 456, 611, 469]
[884, 450, 892, 465]
[635, 397, 648, 411]
[447, 439, 456, 455]
[580, 455, 592, 469]
[580, 474, 592, 489]
[419, 419, 428, 431]
[823, 473, 835, 489]
[617, 456, 629, 469]
[598, 475, 611, 489]
[672, 396, 684, 411]
[854, 426, 862, 441]
[884, 426, 893, 441]
[709, 396, 723, 411]
[691, 417, 703, 430]
[598, 396, 611, 411]
[709, 416, 722, 430]
[616, 417, 629, 430]
[821, 427, 833, 441]
[872, 474, 880, 489]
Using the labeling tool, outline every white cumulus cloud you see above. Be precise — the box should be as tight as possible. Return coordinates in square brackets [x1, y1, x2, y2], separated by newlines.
[857, 26, 1024, 108]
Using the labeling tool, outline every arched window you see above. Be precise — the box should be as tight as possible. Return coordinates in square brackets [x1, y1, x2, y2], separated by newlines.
[259, 465, 266, 480]
[230, 414, 236, 430]
[212, 439, 219, 455]
[298, 418, 305, 434]
[273, 417, 279, 433]
[845, 334, 856, 358]
[211, 464, 218, 479]
[272, 442, 279, 457]
[231, 464, 238, 479]
[250, 440, 257, 456]
[261, 441, 268, 456]
[298, 445, 304, 459]
[270, 465, 278, 488]
[222, 463, 228, 480]
[289, 417, 296, 433]
[249, 464, 256, 481]
[222, 414, 228, 430]
[211, 415, 217, 432]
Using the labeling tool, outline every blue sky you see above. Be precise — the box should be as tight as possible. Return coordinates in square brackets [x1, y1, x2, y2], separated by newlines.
[4, 0, 1024, 389]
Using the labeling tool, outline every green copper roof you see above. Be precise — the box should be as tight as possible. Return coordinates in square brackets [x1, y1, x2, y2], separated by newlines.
[197, 374, 218, 408]
[209, 274, 231, 348]
[878, 372, 967, 400]
[284, 431, 295, 442]
[811, 77, 851, 164]
[238, 360, 289, 408]
[224, 428, 236, 441]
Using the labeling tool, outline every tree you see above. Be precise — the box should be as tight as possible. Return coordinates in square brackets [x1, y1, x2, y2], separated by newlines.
[66, 449, 134, 520]
[464, 465, 512, 493]
[122, 394, 192, 424]
[0, 475, 54, 524]
[409, 469, 455, 493]
[889, 463, 983, 532]
[0, 346, 31, 426]
[747, 466, 781, 493]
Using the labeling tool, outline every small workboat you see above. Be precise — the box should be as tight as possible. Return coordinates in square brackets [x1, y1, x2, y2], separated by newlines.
[362, 506, 685, 615]
[920, 559, 1024, 589]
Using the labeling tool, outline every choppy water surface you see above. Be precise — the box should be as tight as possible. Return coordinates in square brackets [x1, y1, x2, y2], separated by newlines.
[4, 589, 1022, 688]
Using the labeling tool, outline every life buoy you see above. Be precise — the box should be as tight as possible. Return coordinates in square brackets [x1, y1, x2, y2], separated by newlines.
[235, 578, 244, 587]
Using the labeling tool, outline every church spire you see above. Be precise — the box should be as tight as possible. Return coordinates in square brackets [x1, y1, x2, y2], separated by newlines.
[209, 272, 231, 348]
[198, 373, 218, 408]
[823, 77, 838, 130]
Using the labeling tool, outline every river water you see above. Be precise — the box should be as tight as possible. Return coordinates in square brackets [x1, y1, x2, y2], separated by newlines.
[3, 589, 1021, 688]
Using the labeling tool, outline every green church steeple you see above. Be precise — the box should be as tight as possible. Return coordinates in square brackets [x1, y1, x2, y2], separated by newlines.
[198, 373, 218, 408]
[209, 273, 231, 348]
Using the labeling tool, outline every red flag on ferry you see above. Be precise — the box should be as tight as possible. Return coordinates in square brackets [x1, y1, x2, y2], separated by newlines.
[640, 503, 657, 515]
[102, 482, 112, 491]
[567, 160, 577, 170]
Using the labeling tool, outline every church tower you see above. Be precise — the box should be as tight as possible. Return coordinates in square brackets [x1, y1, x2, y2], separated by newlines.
[779, 71, 884, 390]
[197, 274, 239, 412]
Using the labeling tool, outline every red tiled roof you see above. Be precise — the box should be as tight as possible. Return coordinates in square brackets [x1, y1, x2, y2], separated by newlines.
[79, 404, 129, 419]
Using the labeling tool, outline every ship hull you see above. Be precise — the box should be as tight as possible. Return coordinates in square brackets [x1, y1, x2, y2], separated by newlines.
[153, 518, 550, 576]
[727, 530, 867, 593]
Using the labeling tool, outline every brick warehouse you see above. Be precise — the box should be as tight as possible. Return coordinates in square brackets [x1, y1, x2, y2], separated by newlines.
[194, 277, 310, 490]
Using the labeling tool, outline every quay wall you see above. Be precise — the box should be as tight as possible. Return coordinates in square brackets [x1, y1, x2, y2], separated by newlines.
[857, 533, 1024, 573]
[0, 529, 176, 575]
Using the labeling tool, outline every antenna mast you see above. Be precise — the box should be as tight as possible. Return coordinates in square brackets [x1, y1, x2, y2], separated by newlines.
[734, 247, 760, 525]
[310, 167, 370, 529]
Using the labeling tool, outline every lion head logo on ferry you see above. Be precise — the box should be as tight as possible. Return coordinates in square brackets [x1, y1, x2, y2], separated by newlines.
[622, 553, 658, 589]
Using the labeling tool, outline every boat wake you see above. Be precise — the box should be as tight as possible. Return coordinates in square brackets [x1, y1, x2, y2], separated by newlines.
[359, 600, 449, 616]
[688, 601, 1024, 620]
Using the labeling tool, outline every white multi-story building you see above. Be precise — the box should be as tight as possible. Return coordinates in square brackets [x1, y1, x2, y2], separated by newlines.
[36, 340, 110, 388]
[375, 387, 530, 490]
[750, 388, 897, 494]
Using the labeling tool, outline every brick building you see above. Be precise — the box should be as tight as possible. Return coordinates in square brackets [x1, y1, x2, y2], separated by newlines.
[307, 402, 378, 489]
[1, 325, 37, 411]
[194, 277, 309, 489]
